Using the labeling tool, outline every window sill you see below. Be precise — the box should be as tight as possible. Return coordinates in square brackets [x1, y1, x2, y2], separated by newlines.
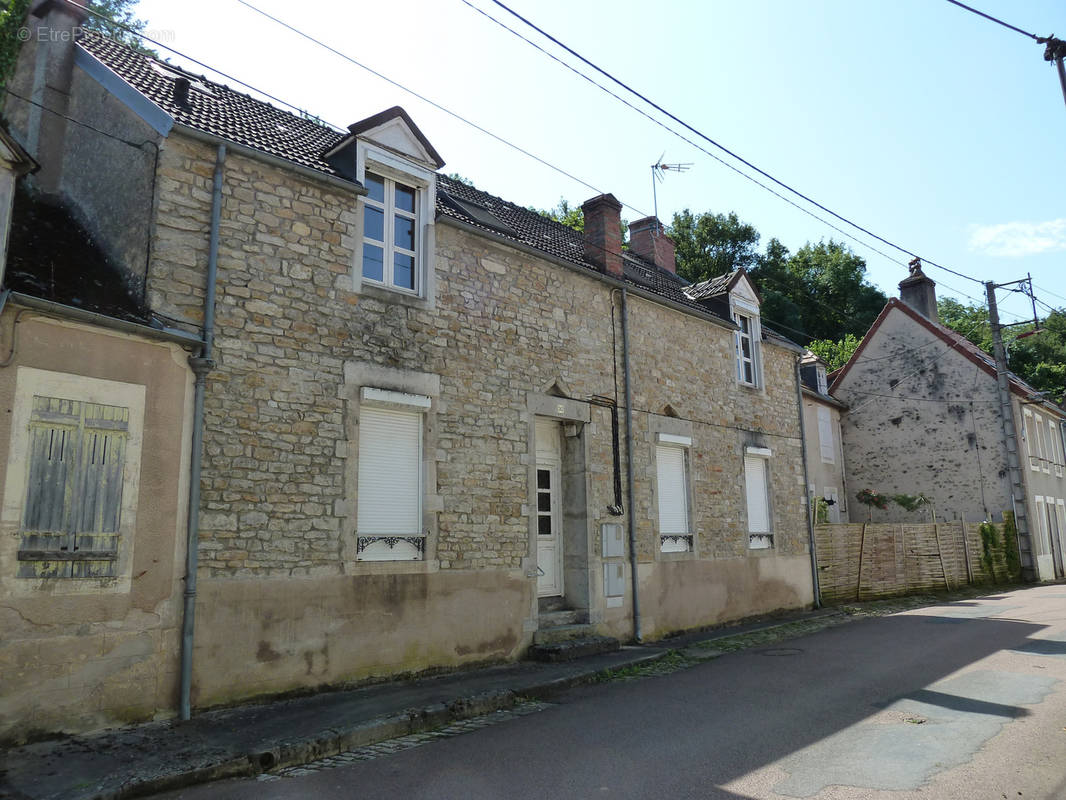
[358, 281, 433, 310]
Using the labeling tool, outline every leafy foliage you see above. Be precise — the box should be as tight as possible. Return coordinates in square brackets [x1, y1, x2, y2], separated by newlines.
[938, 299, 1066, 402]
[535, 197, 627, 245]
[855, 489, 889, 521]
[669, 209, 760, 284]
[1001, 511, 1021, 581]
[83, 0, 154, 54]
[808, 334, 861, 371]
[891, 493, 929, 513]
[978, 521, 1000, 580]
[0, 0, 31, 96]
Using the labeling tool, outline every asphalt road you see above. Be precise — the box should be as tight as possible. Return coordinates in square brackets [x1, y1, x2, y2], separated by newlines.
[156, 585, 1066, 799]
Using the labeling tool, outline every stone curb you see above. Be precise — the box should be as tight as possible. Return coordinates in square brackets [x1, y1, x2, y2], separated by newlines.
[92, 652, 674, 800]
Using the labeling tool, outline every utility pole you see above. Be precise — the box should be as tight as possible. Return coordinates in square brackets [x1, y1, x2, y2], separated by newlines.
[985, 280, 1035, 581]
[1039, 35, 1066, 111]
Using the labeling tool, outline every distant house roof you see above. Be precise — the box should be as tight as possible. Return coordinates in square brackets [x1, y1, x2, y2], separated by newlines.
[831, 298, 1054, 409]
[75, 34, 805, 348]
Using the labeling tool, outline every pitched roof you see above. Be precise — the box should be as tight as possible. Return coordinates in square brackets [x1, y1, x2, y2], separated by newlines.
[76, 36, 808, 346]
[79, 33, 345, 175]
[831, 298, 1051, 407]
[684, 268, 762, 303]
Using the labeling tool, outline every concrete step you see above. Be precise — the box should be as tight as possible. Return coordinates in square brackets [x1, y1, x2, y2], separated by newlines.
[533, 622, 594, 645]
[528, 635, 621, 663]
[538, 609, 582, 629]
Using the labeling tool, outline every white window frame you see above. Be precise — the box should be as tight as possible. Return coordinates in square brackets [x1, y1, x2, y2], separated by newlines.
[1052, 421, 1065, 478]
[361, 171, 419, 294]
[817, 405, 835, 464]
[1024, 409, 1040, 471]
[744, 446, 773, 549]
[353, 141, 436, 304]
[816, 366, 828, 395]
[355, 387, 430, 562]
[1, 368, 145, 596]
[655, 433, 693, 553]
[1038, 414, 1051, 473]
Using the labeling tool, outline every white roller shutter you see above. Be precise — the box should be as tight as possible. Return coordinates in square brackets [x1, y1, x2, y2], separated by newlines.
[357, 406, 421, 535]
[656, 445, 689, 535]
[745, 455, 769, 533]
[817, 406, 835, 464]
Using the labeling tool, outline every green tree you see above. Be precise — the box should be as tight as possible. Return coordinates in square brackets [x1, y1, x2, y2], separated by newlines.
[535, 197, 628, 244]
[937, 299, 1066, 402]
[669, 209, 760, 284]
[0, 0, 32, 94]
[808, 333, 862, 371]
[83, 0, 152, 52]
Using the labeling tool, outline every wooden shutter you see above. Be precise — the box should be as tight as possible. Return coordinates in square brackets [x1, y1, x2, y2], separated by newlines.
[745, 455, 770, 533]
[656, 444, 689, 535]
[18, 396, 127, 579]
[357, 406, 421, 536]
[817, 406, 835, 464]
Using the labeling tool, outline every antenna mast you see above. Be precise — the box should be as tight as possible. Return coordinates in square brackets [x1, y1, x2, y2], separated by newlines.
[651, 156, 692, 228]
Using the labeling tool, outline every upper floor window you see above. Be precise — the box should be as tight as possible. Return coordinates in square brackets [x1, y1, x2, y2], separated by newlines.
[362, 172, 419, 293]
[744, 447, 773, 549]
[816, 366, 828, 395]
[734, 312, 761, 386]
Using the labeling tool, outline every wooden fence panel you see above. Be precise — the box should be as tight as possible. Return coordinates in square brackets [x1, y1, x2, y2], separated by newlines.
[813, 521, 1011, 604]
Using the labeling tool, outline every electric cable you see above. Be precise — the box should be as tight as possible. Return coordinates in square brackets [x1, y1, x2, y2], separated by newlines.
[481, 0, 985, 287]
[943, 0, 1040, 41]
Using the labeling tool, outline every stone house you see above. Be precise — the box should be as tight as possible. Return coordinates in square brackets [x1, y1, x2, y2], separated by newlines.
[0, 3, 817, 740]
[799, 352, 848, 523]
[830, 263, 1066, 581]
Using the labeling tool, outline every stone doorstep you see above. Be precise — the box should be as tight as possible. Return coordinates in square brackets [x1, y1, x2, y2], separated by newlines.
[536, 609, 583, 630]
[527, 635, 622, 663]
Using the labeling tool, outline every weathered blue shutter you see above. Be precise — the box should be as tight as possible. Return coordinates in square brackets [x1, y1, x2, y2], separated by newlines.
[72, 403, 127, 578]
[17, 397, 127, 579]
[18, 397, 80, 578]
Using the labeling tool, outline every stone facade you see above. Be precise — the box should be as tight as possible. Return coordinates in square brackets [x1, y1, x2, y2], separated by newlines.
[0, 15, 816, 738]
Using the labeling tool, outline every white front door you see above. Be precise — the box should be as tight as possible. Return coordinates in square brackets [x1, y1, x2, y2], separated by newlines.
[535, 420, 563, 597]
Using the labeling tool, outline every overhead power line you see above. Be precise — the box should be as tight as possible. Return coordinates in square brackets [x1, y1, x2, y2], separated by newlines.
[943, 0, 1039, 41]
[481, 0, 984, 287]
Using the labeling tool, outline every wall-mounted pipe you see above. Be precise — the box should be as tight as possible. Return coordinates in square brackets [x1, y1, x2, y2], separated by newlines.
[620, 288, 643, 643]
[794, 357, 822, 609]
[179, 143, 226, 721]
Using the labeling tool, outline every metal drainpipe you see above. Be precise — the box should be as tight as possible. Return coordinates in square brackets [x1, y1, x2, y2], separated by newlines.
[179, 144, 226, 720]
[620, 288, 643, 642]
[794, 358, 822, 608]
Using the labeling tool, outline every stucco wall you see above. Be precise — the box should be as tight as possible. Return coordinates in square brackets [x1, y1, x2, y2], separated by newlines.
[0, 313, 193, 743]
[802, 394, 848, 520]
[833, 306, 1011, 524]
[140, 133, 812, 709]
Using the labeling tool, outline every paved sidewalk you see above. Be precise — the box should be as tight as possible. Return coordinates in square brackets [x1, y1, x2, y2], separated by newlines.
[0, 607, 843, 800]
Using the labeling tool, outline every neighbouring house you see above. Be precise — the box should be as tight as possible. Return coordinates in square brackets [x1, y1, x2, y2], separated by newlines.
[830, 262, 1066, 581]
[0, 1, 816, 741]
[799, 351, 848, 523]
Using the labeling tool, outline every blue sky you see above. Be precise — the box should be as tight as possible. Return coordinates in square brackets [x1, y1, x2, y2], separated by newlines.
[135, 0, 1065, 325]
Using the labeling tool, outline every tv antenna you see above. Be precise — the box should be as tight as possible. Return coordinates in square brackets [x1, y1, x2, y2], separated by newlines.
[651, 154, 692, 226]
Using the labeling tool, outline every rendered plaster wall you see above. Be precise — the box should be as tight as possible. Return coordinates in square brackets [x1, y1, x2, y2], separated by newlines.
[146, 134, 812, 708]
[833, 306, 1011, 524]
[802, 397, 848, 519]
[0, 313, 193, 743]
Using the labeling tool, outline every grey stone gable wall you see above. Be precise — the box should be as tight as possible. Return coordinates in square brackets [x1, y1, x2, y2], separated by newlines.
[833, 306, 1011, 524]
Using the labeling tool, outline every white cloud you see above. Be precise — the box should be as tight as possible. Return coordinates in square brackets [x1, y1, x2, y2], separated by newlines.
[968, 218, 1066, 258]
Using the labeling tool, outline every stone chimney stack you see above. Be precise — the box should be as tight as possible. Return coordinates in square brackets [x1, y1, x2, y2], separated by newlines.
[581, 194, 624, 279]
[18, 0, 89, 194]
[628, 216, 676, 274]
[899, 258, 938, 323]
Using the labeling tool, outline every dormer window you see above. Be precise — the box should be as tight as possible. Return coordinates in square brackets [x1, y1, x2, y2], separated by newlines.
[816, 366, 828, 395]
[363, 172, 419, 292]
[322, 106, 445, 307]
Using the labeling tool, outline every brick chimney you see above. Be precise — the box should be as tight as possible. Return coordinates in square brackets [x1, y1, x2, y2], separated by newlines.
[581, 193, 623, 279]
[899, 258, 938, 323]
[628, 216, 676, 274]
